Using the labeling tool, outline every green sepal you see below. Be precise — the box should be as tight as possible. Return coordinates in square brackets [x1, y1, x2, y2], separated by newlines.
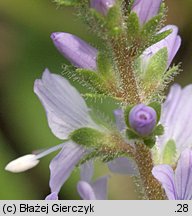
[53, 0, 80, 6]
[89, 8, 105, 25]
[127, 12, 140, 40]
[75, 69, 109, 94]
[163, 64, 180, 82]
[97, 52, 112, 77]
[153, 124, 164, 136]
[162, 139, 177, 164]
[141, 14, 162, 39]
[127, 0, 135, 14]
[143, 47, 168, 83]
[150, 29, 172, 47]
[148, 101, 161, 123]
[70, 127, 106, 148]
[143, 137, 156, 148]
[124, 105, 134, 128]
[106, 4, 122, 36]
[126, 129, 139, 140]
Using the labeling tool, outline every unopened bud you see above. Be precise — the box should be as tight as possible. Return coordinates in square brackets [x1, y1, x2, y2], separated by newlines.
[90, 0, 115, 16]
[129, 104, 157, 137]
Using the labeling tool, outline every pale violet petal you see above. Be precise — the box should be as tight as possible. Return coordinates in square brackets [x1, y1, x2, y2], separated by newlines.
[77, 181, 97, 200]
[157, 84, 192, 154]
[49, 141, 87, 194]
[91, 176, 108, 200]
[51, 32, 97, 70]
[90, 0, 115, 15]
[78, 161, 108, 200]
[152, 164, 177, 200]
[132, 0, 162, 25]
[45, 192, 58, 200]
[34, 69, 97, 139]
[80, 160, 94, 182]
[175, 149, 192, 200]
[108, 157, 138, 176]
[142, 25, 181, 68]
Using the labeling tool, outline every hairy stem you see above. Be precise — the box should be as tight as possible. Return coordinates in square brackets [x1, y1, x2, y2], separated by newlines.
[135, 143, 166, 200]
[111, 36, 140, 104]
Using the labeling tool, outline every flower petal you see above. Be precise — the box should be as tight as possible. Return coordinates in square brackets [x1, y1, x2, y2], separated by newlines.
[152, 164, 177, 200]
[80, 160, 94, 182]
[108, 157, 138, 175]
[175, 149, 192, 200]
[158, 84, 192, 153]
[90, 0, 115, 15]
[77, 181, 97, 200]
[78, 160, 108, 200]
[34, 69, 97, 139]
[49, 141, 87, 194]
[159, 25, 181, 67]
[142, 25, 181, 68]
[51, 32, 97, 70]
[132, 0, 162, 25]
[90, 176, 108, 200]
[45, 192, 58, 200]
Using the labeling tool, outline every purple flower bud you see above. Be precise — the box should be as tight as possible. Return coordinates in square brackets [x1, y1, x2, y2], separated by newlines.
[132, 0, 162, 25]
[90, 0, 116, 15]
[51, 32, 97, 70]
[129, 104, 157, 136]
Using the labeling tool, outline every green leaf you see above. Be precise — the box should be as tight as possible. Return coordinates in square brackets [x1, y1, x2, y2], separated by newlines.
[53, 0, 81, 6]
[143, 47, 168, 83]
[148, 101, 161, 122]
[141, 14, 162, 38]
[75, 69, 109, 94]
[70, 127, 106, 148]
[162, 139, 177, 165]
[127, 12, 140, 39]
[97, 52, 112, 77]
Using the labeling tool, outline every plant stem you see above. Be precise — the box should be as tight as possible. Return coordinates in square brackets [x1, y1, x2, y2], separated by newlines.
[111, 36, 140, 104]
[135, 143, 166, 200]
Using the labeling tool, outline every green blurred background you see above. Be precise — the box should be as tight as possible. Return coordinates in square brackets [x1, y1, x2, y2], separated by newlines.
[0, 0, 192, 200]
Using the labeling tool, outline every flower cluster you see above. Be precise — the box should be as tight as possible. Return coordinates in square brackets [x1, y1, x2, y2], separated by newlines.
[5, 0, 192, 200]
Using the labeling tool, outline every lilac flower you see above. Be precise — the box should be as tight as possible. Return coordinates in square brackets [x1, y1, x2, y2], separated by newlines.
[142, 25, 181, 69]
[51, 32, 97, 70]
[77, 161, 108, 200]
[6, 68, 101, 198]
[152, 149, 192, 200]
[157, 84, 192, 156]
[132, 0, 162, 25]
[129, 104, 157, 137]
[90, 0, 115, 16]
